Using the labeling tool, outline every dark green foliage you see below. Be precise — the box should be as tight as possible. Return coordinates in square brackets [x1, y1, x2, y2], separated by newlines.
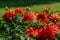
[0, 14, 27, 40]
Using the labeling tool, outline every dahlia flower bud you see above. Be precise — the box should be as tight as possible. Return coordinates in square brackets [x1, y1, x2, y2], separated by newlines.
[26, 6, 31, 13]
[15, 33, 19, 36]
[5, 6, 8, 11]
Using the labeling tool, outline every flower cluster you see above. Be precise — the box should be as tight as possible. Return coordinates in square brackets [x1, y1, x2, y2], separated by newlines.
[3, 8, 24, 22]
[1, 7, 60, 40]
[26, 24, 58, 38]
[40, 24, 58, 38]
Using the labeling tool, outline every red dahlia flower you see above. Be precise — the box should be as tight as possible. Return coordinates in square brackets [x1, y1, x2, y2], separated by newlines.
[49, 13, 58, 23]
[24, 12, 37, 21]
[37, 11, 48, 22]
[15, 8, 24, 15]
[32, 28, 42, 37]
[3, 9, 15, 21]
[56, 24, 60, 29]
[40, 24, 58, 38]
[26, 27, 41, 37]
[26, 27, 35, 36]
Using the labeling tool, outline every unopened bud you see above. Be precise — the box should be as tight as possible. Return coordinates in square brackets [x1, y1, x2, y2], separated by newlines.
[5, 6, 8, 11]
[26, 6, 31, 13]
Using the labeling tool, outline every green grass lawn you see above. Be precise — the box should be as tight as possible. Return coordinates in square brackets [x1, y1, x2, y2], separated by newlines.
[0, 1, 60, 18]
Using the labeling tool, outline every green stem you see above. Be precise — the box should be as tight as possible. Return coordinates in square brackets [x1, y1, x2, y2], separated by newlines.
[46, 38, 49, 40]
[30, 37, 36, 40]
[31, 38, 33, 40]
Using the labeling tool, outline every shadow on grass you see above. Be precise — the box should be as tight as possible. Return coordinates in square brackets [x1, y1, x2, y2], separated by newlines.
[0, 0, 60, 8]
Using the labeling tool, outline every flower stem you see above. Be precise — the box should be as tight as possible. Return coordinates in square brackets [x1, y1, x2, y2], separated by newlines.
[30, 37, 36, 40]
[46, 38, 49, 40]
